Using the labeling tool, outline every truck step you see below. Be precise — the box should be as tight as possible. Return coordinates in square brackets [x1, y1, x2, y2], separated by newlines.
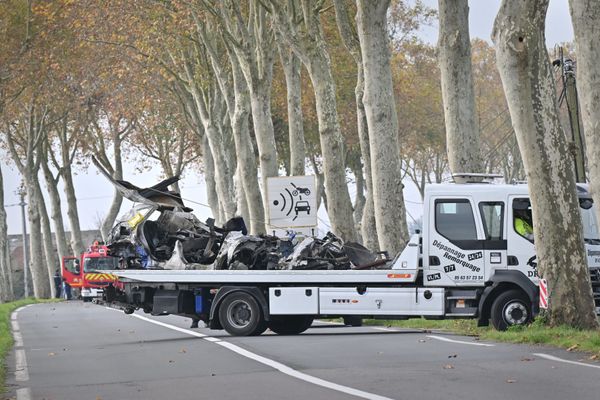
[446, 296, 477, 300]
[445, 312, 477, 317]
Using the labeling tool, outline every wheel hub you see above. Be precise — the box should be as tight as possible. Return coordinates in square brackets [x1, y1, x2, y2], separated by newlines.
[504, 302, 528, 325]
[228, 300, 252, 328]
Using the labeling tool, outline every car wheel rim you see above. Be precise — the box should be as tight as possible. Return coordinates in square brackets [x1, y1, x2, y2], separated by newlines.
[503, 301, 528, 325]
[227, 300, 252, 329]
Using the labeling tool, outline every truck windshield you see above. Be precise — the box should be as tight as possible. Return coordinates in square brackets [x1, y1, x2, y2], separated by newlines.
[83, 257, 119, 272]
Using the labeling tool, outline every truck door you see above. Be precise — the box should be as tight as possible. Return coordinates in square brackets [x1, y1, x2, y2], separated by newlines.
[61, 256, 82, 288]
[426, 198, 485, 286]
[506, 197, 538, 282]
[478, 202, 507, 279]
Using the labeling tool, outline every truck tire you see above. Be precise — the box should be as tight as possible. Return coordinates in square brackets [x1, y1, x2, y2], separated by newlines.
[218, 292, 267, 336]
[490, 289, 531, 331]
[268, 316, 314, 335]
[343, 316, 363, 327]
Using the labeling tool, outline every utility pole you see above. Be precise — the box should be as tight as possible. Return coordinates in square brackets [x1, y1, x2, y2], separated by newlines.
[19, 191, 29, 298]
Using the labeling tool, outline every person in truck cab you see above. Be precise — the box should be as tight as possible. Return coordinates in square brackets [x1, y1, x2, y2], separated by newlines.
[514, 209, 534, 241]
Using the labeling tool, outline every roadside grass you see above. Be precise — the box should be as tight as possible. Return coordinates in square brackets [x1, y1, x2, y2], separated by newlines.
[0, 298, 60, 396]
[364, 318, 600, 358]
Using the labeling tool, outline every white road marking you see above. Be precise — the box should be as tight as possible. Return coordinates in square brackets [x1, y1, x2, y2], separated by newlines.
[216, 340, 394, 400]
[11, 320, 19, 332]
[533, 353, 600, 370]
[427, 335, 495, 347]
[16, 387, 32, 400]
[15, 349, 30, 382]
[130, 314, 208, 338]
[14, 330, 24, 348]
[372, 327, 398, 332]
[122, 311, 394, 400]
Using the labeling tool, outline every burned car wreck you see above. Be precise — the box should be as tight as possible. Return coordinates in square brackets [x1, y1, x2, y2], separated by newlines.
[93, 157, 388, 271]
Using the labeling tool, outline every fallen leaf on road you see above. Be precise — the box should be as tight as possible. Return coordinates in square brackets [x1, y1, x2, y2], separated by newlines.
[506, 379, 517, 384]
[96, 396, 102, 400]
[418, 339, 426, 343]
[168, 360, 174, 363]
[520, 357, 534, 362]
[567, 344, 578, 352]
[443, 364, 454, 369]
[588, 354, 598, 360]
[448, 354, 457, 358]
[211, 373, 216, 377]
[180, 348, 187, 353]
[48, 352, 55, 357]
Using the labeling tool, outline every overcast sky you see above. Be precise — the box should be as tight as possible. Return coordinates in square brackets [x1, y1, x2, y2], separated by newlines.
[3, 0, 576, 236]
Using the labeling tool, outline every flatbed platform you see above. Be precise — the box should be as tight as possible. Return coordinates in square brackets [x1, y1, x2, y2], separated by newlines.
[111, 269, 418, 284]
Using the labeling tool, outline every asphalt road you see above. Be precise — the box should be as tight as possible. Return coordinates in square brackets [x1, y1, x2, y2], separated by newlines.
[6, 301, 600, 400]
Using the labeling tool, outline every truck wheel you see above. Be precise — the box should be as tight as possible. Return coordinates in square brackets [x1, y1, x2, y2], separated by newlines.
[218, 292, 266, 336]
[343, 316, 363, 327]
[490, 289, 531, 331]
[268, 316, 314, 335]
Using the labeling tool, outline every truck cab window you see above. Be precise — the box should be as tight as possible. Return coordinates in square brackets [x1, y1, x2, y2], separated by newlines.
[479, 202, 504, 240]
[513, 198, 534, 242]
[435, 199, 477, 241]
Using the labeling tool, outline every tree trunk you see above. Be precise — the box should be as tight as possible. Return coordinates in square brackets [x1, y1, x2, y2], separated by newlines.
[40, 157, 70, 262]
[228, 51, 266, 234]
[493, 0, 598, 329]
[35, 182, 58, 292]
[333, 0, 378, 250]
[356, 68, 379, 251]
[438, 0, 483, 175]
[279, 44, 306, 176]
[26, 181, 51, 298]
[0, 166, 14, 301]
[234, 166, 250, 227]
[202, 135, 222, 224]
[62, 165, 85, 255]
[357, 0, 409, 254]
[300, 51, 356, 241]
[569, 0, 600, 248]
[100, 138, 124, 241]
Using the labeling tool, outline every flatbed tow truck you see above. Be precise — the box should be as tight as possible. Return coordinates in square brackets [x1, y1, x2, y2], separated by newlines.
[97, 173, 600, 336]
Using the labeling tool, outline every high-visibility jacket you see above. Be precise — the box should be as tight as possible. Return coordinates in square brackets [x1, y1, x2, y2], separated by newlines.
[515, 217, 533, 237]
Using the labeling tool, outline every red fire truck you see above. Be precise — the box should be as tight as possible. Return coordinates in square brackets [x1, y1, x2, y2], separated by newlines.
[61, 241, 121, 302]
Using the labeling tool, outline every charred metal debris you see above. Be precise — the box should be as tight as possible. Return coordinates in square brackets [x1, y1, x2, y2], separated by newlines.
[92, 156, 389, 271]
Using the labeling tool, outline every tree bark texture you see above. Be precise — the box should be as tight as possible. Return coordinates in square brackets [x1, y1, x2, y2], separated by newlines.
[27, 185, 51, 298]
[0, 166, 14, 301]
[438, 0, 484, 175]
[493, 0, 598, 328]
[333, 0, 378, 250]
[40, 152, 69, 263]
[357, 0, 409, 254]
[202, 135, 222, 224]
[36, 183, 58, 292]
[62, 162, 85, 255]
[55, 119, 85, 256]
[569, 0, 600, 251]
[100, 139, 124, 241]
[186, 75, 236, 221]
[278, 42, 306, 176]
